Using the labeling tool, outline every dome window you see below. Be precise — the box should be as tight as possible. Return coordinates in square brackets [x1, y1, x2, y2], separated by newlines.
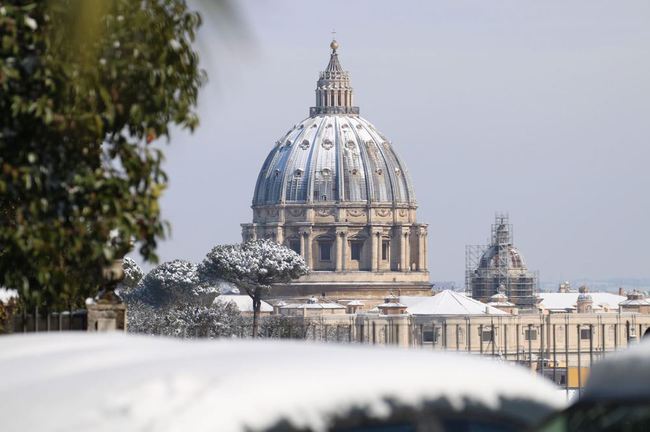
[311, 124, 318, 128]
[342, 124, 349, 129]
[395, 168, 401, 176]
[326, 124, 333, 128]
[285, 140, 292, 147]
[346, 140, 356, 150]
[322, 139, 334, 150]
[294, 169, 304, 177]
[274, 169, 281, 177]
[355, 124, 363, 129]
[376, 168, 383, 175]
[351, 168, 358, 175]
[321, 168, 332, 178]
[300, 140, 310, 150]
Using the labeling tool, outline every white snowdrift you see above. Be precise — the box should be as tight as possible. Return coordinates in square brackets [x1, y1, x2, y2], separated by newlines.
[582, 340, 650, 401]
[0, 333, 565, 431]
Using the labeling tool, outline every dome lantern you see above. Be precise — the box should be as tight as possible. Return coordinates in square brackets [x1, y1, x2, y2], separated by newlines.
[310, 39, 359, 116]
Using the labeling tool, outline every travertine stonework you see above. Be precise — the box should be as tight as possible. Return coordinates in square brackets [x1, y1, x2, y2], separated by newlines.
[242, 40, 431, 301]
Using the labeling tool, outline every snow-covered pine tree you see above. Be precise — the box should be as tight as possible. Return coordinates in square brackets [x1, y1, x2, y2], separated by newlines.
[199, 239, 308, 337]
[118, 257, 144, 294]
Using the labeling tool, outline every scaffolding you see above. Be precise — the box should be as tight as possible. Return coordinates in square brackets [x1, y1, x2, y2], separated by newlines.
[465, 214, 539, 309]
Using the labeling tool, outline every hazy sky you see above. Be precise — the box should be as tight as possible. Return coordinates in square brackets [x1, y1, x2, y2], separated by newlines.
[136, 0, 650, 284]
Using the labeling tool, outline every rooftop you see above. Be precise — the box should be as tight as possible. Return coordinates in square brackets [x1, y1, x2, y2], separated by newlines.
[401, 290, 508, 316]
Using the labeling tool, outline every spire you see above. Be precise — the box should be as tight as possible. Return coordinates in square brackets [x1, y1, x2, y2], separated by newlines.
[310, 39, 359, 116]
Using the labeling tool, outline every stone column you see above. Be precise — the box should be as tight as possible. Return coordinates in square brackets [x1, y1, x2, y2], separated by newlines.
[370, 228, 378, 272]
[399, 228, 406, 271]
[404, 230, 411, 272]
[376, 233, 382, 271]
[401, 228, 410, 272]
[276, 226, 284, 246]
[300, 232, 305, 259]
[341, 232, 348, 271]
[335, 231, 343, 272]
[417, 227, 426, 271]
[423, 229, 428, 271]
[304, 229, 313, 269]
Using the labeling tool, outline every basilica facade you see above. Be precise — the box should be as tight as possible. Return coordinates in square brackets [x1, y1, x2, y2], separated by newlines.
[242, 40, 431, 301]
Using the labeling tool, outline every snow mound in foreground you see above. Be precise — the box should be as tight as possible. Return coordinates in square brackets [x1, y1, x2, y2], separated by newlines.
[0, 333, 564, 431]
[582, 340, 650, 401]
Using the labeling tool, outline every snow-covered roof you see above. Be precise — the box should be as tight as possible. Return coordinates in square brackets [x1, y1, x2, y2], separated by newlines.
[214, 295, 273, 313]
[401, 290, 508, 316]
[281, 302, 345, 310]
[0, 288, 18, 305]
[0, 333, 565, 431]
[538, 292, 625, 312]
[582, 340, 650, 401]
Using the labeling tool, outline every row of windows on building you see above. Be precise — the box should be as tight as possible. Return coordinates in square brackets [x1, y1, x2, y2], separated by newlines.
[288, 239, 391, 262]
[421, 326, 607, 345]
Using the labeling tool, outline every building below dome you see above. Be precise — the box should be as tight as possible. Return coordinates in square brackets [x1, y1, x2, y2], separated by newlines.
[242, 40, 431, 302]
[466, 214, 539, 309]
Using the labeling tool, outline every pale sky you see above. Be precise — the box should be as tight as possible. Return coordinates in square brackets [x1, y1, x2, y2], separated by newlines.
[137, 0, 650, 285]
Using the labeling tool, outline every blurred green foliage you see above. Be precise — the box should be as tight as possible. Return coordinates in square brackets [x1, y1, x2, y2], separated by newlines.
[0, 1, 205, 309]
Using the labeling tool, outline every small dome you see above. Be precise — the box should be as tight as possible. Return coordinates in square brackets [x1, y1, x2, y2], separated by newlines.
[477, 245, 527, 270]
[490, 292, 509, 301]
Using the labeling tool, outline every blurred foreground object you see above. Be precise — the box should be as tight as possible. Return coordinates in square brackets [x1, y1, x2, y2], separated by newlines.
[535, 340, 650, 432]
[0, 0, 204, 309]
[0, 333, 564, 431]
[87, 258, 126, 332]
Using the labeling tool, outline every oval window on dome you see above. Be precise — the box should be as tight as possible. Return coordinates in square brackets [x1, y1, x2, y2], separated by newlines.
[300, 140, 310, 150]
[376, 168, 383, 175]
[285, 140, 292, 147]
[355, 124, 363, 129]
[395, 168, 401, 176]
[294, 169, 304, 177]
[321, 168, 332, 178]
[351, 168, 358, 175]
[345, 140, 356, 150]
[311, 124, 318, 128]
[274, 169, 281, 177]
[322, 139, 333, 150]
[326, 124, 333, 128]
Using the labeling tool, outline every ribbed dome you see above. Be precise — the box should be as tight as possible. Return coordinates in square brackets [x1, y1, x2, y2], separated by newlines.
[252, 41, 416, 207]
[253, 116, 415, 205]
[478, 245, 527, 271]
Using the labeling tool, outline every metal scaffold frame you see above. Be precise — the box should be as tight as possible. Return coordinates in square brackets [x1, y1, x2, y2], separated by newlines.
[466, 213, 539, 308]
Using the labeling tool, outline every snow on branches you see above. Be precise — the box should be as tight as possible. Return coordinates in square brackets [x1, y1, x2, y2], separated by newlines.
[198, 239, 308, 338]
[198, 239, 309, 295]
[118, 257, 144, 294]
[123, 259, 235, 337]
[130, 259, 218, 308]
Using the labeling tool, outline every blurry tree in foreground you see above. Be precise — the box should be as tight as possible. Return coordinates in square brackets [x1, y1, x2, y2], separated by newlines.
[0, 1, 205, 309]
